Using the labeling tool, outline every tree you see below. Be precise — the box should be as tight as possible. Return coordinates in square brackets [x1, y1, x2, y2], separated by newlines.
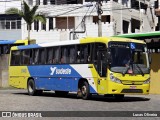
[5, 1, 46, 42]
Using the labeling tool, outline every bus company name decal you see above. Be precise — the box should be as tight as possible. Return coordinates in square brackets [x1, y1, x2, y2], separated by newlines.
[50, 67, 71, 75]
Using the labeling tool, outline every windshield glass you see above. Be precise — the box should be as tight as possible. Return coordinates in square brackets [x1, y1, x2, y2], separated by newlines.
[109, 42, 150, 74]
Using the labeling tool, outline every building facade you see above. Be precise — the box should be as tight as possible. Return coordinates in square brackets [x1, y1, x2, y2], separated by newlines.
[0, 0, 157, 43]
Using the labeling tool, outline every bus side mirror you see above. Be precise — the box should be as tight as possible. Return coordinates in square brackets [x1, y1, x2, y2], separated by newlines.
[148, 54, 152, 65]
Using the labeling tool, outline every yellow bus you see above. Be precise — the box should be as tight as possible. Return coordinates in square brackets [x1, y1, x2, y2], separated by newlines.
[9, 37, 150, 100]
[0, 39, 28, 54]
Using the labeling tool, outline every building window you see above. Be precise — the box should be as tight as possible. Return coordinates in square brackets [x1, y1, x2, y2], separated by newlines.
[17, 21, 21, 29]
[123, 20, 129, 34]
[56, 17, 75, 29]
[93, 15, 110, 23]
[43, 0, 47, 5]
[113, 0, 118, 2]
[0, 21, 5, 29]
[49, 17, 53, 30]
[6, 21, 10, 29]
[34, 21, 39, 31]
[50, 0, 55, 4]
[36, 0, 40, 5]
[11, 21, 16, 29]
[42, 23, 46, 30]
[28, 0, 33, 5]
[67, 0, 77, 4]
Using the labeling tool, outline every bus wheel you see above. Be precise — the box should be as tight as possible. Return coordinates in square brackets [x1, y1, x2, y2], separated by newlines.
[114, 94, 124, 100]
[80, 81, 91, 100]
[27, 79, 37, 96]
[55, 91, 68, 97]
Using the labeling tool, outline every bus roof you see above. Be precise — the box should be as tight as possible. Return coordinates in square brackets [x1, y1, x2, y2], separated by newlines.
[113, 31, 160, 39]
[0, 40, 17, 44]
[12, 37, 145, 50]
[0, 39, 28, 45]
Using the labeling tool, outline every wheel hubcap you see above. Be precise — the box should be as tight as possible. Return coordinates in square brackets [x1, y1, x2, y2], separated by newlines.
[28, 83, 33, 93]
[81, 85, 86, 95]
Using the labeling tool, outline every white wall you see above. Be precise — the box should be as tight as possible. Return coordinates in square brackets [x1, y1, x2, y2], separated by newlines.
[112, 2, 154, 34]
[77, 22, 114, 38]
[0, 30, 22, 40]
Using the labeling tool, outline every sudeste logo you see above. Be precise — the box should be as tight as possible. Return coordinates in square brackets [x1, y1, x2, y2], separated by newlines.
[50, 67, 71, 75]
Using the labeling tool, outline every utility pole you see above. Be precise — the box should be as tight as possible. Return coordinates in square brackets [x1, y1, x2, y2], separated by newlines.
[139, 0, 142, 32]
[97, 0, 103, 37]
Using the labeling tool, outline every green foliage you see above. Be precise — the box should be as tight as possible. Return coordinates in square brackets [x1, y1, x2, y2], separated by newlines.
[5, 1, 46, 40]
[5, 8, 20, 14]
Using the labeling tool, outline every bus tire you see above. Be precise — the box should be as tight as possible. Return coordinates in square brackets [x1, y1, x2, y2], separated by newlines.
[27, 79, 37, 96]
[80, 81, 91, 100]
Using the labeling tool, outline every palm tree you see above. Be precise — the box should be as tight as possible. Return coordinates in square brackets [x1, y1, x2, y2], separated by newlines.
[5, 1, 46, 41]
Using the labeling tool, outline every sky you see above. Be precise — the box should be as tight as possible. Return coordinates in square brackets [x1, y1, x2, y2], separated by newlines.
[0, 0, 21, 14]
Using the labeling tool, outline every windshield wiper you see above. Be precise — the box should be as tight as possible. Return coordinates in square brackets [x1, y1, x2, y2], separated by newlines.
[135, 64, 144, 76]
[122, 66, 130, 76]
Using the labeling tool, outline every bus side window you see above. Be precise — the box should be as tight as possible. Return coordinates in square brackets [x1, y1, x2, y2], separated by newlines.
[2, 45, 9, 54]
[30, 50, 33, 65]
[0, 46, 2, 55]
[46, 47, 53, 64]
[39, 48, 45, 64]
[11, 50, 21, 65]
[33, 49, 39, 64]
[81, 44, 89, 63]
[11, 51, 16, 65]
[76, 45, 80, 63]
[69, 46, 75, 63]
[60, 47, 68, 63]
[53, 47, 59, 63]
[21, 50, 30, 65]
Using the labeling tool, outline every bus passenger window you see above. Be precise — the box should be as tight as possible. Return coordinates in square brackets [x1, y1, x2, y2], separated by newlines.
[53, 47, 59, 63]
[46, 47, 53, 64]
[21, 50, 30, 65]
[39, 49, 45, 64]
[76, 45, 81, 63]
[0, 46, 2, 55]
[33, 49, 39, 64]
[11, 51, 21, 65]
[2, 45, 9, 54]
[69, 47, 75, 63]
[81, 45, 89, 63]
[60, 47, 68, 63]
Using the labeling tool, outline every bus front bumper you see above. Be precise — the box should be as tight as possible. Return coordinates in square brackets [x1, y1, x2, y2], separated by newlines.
[107, 81, 150, 95]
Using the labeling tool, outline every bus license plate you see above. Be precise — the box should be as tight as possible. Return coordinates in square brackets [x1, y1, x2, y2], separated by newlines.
[130, 86, 136, 89]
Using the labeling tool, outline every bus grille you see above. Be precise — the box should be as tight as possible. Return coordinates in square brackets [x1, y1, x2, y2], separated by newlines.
[121, 81, 143, 85]
[121, 89, 143, 93]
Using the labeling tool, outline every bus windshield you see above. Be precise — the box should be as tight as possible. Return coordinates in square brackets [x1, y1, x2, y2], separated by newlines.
[109, 42, 150, 75]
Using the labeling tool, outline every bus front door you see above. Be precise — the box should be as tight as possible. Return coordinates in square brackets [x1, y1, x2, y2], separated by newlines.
[97, 50, 108, 94]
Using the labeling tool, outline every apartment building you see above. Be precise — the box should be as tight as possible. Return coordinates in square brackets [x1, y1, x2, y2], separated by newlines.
[0, 0, 157, 43]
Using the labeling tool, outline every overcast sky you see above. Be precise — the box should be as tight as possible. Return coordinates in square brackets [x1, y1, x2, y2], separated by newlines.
[0, 0, 21, 14]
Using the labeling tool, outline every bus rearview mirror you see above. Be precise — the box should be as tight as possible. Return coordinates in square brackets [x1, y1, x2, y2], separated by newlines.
[107, 51, 112, 65]
[148, 54, 152, 65]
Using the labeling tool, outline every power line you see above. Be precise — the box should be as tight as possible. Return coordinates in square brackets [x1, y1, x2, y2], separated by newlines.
[48, 4, 93, 17]
[74, 5, 91, 30]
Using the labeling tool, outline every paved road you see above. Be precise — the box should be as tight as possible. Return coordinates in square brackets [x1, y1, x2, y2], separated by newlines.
[0, 89, 160, 120]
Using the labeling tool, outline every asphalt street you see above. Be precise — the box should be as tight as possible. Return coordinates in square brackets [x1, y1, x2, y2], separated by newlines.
[0, 89, 160, 120]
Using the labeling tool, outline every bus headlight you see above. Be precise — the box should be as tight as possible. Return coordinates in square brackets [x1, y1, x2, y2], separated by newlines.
[110, 73, 121, 84]
[143, 78, 150, 84]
